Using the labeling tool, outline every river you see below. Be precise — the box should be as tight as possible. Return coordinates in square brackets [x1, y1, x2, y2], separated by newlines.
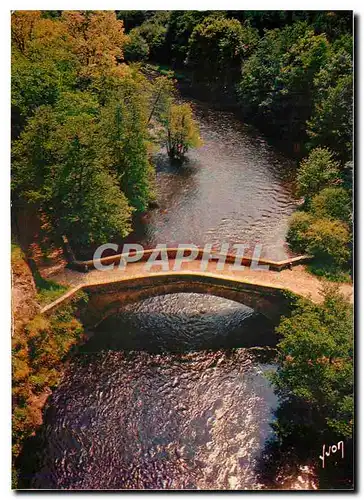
[19, 98, 313, 490]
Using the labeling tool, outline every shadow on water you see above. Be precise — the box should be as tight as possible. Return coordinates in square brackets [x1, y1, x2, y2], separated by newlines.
[82, 310, 277, 355]
[256, 398, 353, 490]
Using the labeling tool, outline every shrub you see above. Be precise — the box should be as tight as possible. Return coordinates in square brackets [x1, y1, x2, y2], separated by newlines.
[296, 147, 341, 199]
[11, 243, 24, 263]
[286, 211, 315, 253]
[310, 187, 351, 223]
[306, 218, 350, 267]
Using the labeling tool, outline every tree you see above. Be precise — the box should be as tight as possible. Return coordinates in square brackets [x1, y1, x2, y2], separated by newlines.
[165, 103, 202, 160]
[147, 75, 175, 127]
[307, 75, 353, 161]
[132, 13, 169, 61]
[98, 75, 154, 212]
[11, 10, 41, 55]
[187, 16, 259, 88]
[123, 30, 149, 62]
[164, 10, 211, 65]
[274, 28, 329, 143]
[296, 147, 341, 200]
[11, 11, 164, 249]
[306, 218, 350, 267]
[11, 13, 78, 137]
[12, 106, 58, 204]
[61, 10, 127, 81]
[12, 102, 133, 249]
[116, 10, 149, 32]
[11, 56, 61, 137]
[237, 22, 330, 146]
[272, 287, 353, 440]
[237, 22, 308, 119]
[47, 115, 133, 248]
[307, 37, 353, 161]
[311, 187, 352, 224]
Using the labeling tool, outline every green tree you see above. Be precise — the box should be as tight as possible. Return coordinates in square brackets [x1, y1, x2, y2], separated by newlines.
[116, 10, 149, 32]
[11, 57, 61, 138]
[307, 75, 352, 161]
[165, 10, 212, 65]
[147, 75, 175, 127]
[310, 187, 352, 223]
[48, 115, 133, 247]
[132, 13, 169, 61]
[123, 29, 150, 62]
[275, 28, 329, 143]
[98, 77, 154, 212]
[12, 106, 58, 204]
[237, 23, 308, 120]
[12, 103, 133, 249]
[187, 16, 259, 88]
[237, 22, 330, 145]
[307, 37, 353, 161]
[165, 103, 202, 160]
[296, 147, 341, 200]
[306, 218, 350, 267]
[11, 14, 78, 137]
[272, 287, 353, 440]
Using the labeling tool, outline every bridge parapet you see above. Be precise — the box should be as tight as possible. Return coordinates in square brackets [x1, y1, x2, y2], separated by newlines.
[67, 247, 312, 273]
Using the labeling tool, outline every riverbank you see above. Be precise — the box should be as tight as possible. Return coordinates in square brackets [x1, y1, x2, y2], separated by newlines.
[12, 248, 88, 487]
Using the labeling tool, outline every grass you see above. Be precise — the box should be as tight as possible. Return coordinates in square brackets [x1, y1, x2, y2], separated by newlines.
[34, 274, 68, 306]
[12, 242, 68, 305]
[11, 243, 24, 264]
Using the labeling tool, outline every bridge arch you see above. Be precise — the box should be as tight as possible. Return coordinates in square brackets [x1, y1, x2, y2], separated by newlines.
[76, 273, 294, 328]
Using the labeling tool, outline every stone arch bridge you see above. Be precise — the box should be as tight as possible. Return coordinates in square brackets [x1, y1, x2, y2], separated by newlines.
[39, 248, 352, 328]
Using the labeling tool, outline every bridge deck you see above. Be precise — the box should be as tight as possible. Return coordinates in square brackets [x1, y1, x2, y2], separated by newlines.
[41, 259, 353, 315]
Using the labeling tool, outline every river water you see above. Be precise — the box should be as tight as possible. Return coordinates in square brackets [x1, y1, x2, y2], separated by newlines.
[20, 99, 308, 490]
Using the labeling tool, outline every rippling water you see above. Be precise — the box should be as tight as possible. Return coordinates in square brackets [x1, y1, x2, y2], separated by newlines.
[21, 295, 280, 490]
[132, 99, 297, 260]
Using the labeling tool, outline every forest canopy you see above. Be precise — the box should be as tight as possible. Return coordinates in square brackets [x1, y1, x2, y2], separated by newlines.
[11, 10, 200, 253]
[116, 10, 352, 161]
